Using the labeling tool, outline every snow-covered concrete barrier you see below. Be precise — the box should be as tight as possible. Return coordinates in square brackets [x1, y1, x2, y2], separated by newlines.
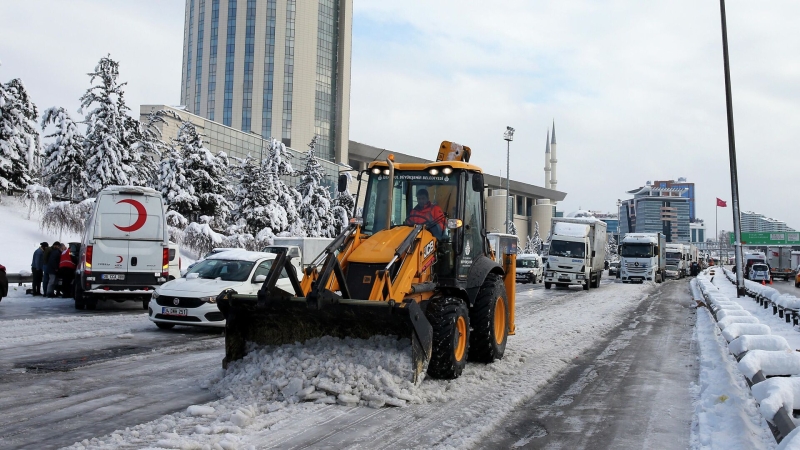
[724, 268, 800, 325]
[695, 272, 799, 444]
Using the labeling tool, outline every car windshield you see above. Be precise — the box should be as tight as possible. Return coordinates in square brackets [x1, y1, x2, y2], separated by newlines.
[666, 265, 678, 271]
[621, 243, 653, 258]
[610, 262, 619, 267]
[185, 259, 255, 281]
[549, 240, 586, 258]
[752, 264, 769, 272]
[517, 259, 538, 268]
[666, 252, 681, 259]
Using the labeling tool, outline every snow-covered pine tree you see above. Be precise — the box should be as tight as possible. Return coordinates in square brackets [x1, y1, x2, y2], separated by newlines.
[234, 156, 281, 235]
[0, 78, 41, 195]
[80, 56, 136, 196]
[606, 235, 618, 261]
[158, 144, 197, 218]
[523, 236, 534, 254]
[530, 221, 542, 254]
[331, 171, 354, 234]
[264, 138, 301, 235]
[296, 136, 338, 238]
[124, 115, 160, 188]
[40, 107, 88, 201]
[176, 119, 231, 225]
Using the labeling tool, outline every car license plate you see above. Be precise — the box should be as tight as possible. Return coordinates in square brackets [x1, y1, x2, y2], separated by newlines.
[631, 277, 643, 282]
[102, 274, 125, 280]
[162, 307, 187, 316]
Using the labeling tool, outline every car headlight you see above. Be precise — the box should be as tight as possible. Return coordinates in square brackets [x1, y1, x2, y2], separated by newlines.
[200, 295, 217, 304]
[577, 274, 585, 279]
[546, 271, 554, 277]
[151, 292, 159, 300]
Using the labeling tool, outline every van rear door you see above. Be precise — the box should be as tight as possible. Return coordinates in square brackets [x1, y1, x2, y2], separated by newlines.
[93, 193, 165, 275]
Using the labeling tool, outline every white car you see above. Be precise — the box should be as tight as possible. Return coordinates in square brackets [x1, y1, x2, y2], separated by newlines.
[148, 250, 293, 329]
[180, 247, 239, 277]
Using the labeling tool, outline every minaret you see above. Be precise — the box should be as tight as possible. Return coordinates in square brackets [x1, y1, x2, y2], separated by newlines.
[550, 120, 558, 192]
[544, 129, 551, 189]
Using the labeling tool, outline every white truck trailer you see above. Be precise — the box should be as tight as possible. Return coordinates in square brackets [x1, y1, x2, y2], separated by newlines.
[619, 233, 666, 283]
[544, 217, 607, 290]
[767, 246, 793, 281]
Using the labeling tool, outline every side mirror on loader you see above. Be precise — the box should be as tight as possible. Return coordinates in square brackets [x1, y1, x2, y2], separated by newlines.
[337, 174, 348, 193]
[472, 173, 484, 192]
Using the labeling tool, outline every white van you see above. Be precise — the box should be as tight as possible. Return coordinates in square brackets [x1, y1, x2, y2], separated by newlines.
[516, 254, 543, 284]
[74, 186, 169, 310]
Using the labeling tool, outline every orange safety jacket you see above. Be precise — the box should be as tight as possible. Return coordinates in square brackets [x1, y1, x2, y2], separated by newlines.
[407, 201, 446, 231]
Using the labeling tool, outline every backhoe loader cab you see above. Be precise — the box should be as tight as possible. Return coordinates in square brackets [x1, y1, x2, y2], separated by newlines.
[218, 141, 516, 383]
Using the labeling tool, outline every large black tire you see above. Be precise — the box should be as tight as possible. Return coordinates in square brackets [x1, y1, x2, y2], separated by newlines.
[73, 284, 85, 310]
[156, 322, 175, 330]
[85, 298, 98, 310]
[583, 276, 590, 290]
[469, 274, 509, 363]
[142, 299, 149, 310]
[426, 297, 470, 379]
[545, 282, 551, 289]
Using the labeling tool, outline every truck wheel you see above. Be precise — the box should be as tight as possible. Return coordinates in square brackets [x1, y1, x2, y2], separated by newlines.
[583, 280, 590, 291]
[427, 297, 470, 379]
[545, 282, 551, 289]
[469, 274, 509, 363]
[73, 284, 85, 310]
[528, 274, 534, 284]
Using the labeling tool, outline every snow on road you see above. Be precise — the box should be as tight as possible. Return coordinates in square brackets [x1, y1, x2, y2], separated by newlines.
[64, 280, 654, 449]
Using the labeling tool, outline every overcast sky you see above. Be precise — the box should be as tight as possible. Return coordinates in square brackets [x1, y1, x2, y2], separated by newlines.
[2, 0, 798, 234]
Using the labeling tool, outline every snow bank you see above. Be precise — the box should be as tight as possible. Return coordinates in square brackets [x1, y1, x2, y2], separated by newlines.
[716, 309, 753, 320]
[738, 350, 800, 380]
[777, 427, 800, 450]
[717, 315, 760, 330]
[751, 377, 800, 424]
[721, 323, 771, 343]
[729, 335, 791, 357]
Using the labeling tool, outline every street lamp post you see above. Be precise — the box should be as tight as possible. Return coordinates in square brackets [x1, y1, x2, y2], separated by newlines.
[503, 126, 515, 234]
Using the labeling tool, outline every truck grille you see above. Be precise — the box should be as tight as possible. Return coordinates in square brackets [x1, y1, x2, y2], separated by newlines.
[625, 263, 648, 274]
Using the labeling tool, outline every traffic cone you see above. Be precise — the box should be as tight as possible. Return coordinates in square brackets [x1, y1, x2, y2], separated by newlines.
[762, 280, 766, 286]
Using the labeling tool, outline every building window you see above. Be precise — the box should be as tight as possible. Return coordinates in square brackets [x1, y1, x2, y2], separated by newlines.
[186, 0, 195, 104]
[222, 0, 237, 126]
[261, 0, 277, 139]
[240, 0, 256, 132]
[282, 0, 296, 145]
[314, 0, 338, 161]
[207, 0, 220, 120]
[194, 0, 206, 115]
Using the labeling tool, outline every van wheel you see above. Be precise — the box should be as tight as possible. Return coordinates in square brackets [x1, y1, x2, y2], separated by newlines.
[86, 299, 97, 310]
[73, 285, 85, 310]
[545, 282, 551, 289]
[469, 274, 509, 363]
[426, 297, 470, 379]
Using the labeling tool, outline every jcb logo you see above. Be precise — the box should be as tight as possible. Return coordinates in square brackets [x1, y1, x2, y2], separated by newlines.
[363, 276, 372, 284]
[423, 241, 435, 258]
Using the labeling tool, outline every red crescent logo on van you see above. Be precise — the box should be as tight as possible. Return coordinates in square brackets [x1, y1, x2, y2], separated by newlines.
[114, 199, 147, 232]
[116, 256, 123, 263]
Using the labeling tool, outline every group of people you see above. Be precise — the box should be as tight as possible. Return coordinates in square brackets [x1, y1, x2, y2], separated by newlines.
[31, 242, 77, 298]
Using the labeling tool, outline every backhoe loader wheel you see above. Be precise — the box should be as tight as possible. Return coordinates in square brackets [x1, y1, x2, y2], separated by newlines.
[427, 297, 470, 379]
[469, 273, 509, 363]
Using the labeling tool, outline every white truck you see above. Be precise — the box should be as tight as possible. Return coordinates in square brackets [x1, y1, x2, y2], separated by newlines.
[767, 247, 793, 281]
[262, 237, 335, 270]
[544, 217, 607, 290]
[665, 243, 687, 279]
[619, 233, 665, 284]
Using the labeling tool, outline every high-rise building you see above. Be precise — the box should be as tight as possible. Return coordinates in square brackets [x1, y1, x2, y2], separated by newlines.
[741, 211, 795, 233]
[652, 178, 696, 221]
[180, 0, 352, 164]
[619, 184, 691, 243]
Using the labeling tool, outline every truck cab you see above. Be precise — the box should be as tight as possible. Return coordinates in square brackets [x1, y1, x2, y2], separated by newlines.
[544, 218, 607, 290]
[619, 233, 665, 284]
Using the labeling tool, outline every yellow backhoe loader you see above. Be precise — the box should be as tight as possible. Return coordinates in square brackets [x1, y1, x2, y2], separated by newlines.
[217, 141, 517, 383]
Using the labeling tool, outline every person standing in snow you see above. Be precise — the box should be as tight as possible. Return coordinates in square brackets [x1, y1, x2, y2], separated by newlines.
[31, 242, 47, 296]
[0, 264, 8, 302]
[45, 242, 62, 298]
[42, 242, 54, 294]
[58, 244, 77, 298]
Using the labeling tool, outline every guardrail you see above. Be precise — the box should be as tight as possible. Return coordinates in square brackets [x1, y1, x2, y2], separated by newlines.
[723, 270, 800, 326]
[7, 273, 33, 286]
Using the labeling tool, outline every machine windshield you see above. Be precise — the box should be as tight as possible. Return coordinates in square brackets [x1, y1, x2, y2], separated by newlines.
[517, 259, 539, 268]
[185, 259, 256, 282]
[666, 252, 682, 260]
[621, 243, 653, 258]
[549, 240, 586, 258]
[361, 169, 459, 236]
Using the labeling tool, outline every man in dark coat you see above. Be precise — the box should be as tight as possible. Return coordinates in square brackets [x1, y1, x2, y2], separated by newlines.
[46, 242, 62, 298]
[31, 242, 47, 296]
[0, 264, 8, 302]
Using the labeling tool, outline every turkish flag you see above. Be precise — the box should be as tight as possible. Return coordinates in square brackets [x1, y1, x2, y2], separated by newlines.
[716, 198, 727, 207]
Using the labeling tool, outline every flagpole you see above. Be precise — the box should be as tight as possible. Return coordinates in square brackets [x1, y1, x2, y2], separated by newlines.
[716, 204, 718, 265]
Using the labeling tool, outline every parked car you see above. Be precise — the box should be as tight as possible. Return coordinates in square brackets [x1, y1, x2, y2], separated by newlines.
[608, 261, 620, 277]
[749, 263, 771, 283]
[516, 254, 543, 284]
[148, 250, 292, 329]
[181, 247, 239, 276]
[664, 264, 680, 279]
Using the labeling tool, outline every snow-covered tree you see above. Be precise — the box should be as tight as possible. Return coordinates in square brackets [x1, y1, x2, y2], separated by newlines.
[606, 234, 618, 261]
[176, 119, 231, 225]
[41, 107, 88, 201]
[80, 56, 136, 196]
[529, 221, 542, 254]
[331, 171, 354, 235]
[158, 144, 197, 217]
[296, 136, 338, 237]
[0, 77, 41, 195]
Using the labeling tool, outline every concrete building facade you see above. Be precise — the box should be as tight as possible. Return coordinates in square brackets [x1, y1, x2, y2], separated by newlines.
[741, 211, 796, 233]
[180, 0, 352, 164]
[652, 178, 696, 221]
[619, 185, 691, 243]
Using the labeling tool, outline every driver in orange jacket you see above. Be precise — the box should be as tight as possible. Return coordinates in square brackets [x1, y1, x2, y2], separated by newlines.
[405, 188, 446, 237]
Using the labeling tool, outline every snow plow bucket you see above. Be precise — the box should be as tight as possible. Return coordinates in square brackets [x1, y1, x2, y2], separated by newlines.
[216, 248, 434, 384]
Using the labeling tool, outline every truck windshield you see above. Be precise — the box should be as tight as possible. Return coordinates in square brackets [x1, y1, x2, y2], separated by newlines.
[361, 170, 459, 236]
[621, 243, 653, 258]
[666, 252, 681, 259]
[549, 240, 586, 258]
